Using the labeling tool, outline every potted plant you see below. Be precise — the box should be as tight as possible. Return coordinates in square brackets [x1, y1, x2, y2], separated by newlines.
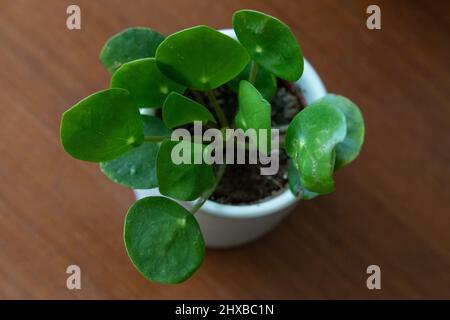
[60, 9, 365, 284]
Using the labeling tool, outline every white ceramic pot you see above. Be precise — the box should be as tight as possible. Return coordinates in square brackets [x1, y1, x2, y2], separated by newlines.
[134, 29, 327, 248]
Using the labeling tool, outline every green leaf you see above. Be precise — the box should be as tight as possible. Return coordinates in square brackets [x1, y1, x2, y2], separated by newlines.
[321, 94, 365, 170]
[60, 88, 144, 162]
[156, 25, 249, 91]
[100, 27, 165, 73]
[235, 80, 272, 152]
[111, 58, 186, 108]
[228, 63, 277, 100]
[157, 140, 216, 201]
[233, 10, 303, 82]
[100, 115, 171, 189]
[285, 99, 347, 194]
[288, 159, 319, 200]
[124, 196, 204, 284]
[162, 92, 216, 128]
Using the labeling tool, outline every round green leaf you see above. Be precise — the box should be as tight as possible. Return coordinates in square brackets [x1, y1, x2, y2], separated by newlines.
[285, 99, 347, 194]
[321, 94, 365, 170]
[111, 58, 186, 108]
[156, 25, 249, 91]
[60, 88, 144, 162]
[162, 92, 216, 128]
[124, 196, 205, 284]
[100, 27, 165, 73]
[157, 140, 216, 201]
[100, 115, 171, 189]
[228, 63, 277, 100]
[287, 159, 319, 200]
[233, 10, 303, 82]
[235, 80, 272, 152]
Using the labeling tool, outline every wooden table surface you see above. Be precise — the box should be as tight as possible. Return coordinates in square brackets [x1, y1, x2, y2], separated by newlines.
[0, 0, 449, 299]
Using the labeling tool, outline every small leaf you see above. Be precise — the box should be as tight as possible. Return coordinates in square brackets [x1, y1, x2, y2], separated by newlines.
[321, 94, 365, 170]
[228, 63, 277, 100]
[124, 196, 204, 284]
[235, 80, 272, 152]
[233, 10, 303, 81]
[288, 159, 319, 200]
[285, 99, 347, 194]
[157, 140, 216, 201]
[100, 115, 171, 189]
[156, 25, 249, 91]
[60, 88, 144, 162]
[111, 58, 186, 108]
[163, 92, 216, 129]
[100, 27, 165, 73]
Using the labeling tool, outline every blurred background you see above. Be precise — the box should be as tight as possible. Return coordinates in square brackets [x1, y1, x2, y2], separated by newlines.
[0, 0, 449, 299]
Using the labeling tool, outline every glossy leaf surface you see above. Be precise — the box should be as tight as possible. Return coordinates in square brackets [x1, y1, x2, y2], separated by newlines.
[100, 27, 165, 73]
[235, 80, 272, 152]
[60, 89, 144, 162]
[100, 115, 171, 188]
[285, 98, 346, 193]
[233, 10, 303, 81]
[111, 58, 186, 108]
[287, 159, 319, 200]
[157, 140, 216, 201]
[124, 196, 204, 284]
[322, 94, 365, 170]
[163, 92, 216, 128]
[156, 25, 249, 90]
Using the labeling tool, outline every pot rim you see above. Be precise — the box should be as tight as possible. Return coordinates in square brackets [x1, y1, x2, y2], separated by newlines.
[197, 28, 327, 219]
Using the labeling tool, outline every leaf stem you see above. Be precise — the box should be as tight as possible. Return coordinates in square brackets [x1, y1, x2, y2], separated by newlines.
[248, 60, 258, 85]
[206, 90, 229, 128]
[190, 164, 226, 214]
[144, 135, 169, 142]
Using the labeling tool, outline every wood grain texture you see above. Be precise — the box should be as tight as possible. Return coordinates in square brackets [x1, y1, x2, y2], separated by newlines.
[0, 0, 449, 299]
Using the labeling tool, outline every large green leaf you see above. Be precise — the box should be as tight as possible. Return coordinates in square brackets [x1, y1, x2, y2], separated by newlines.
[124, 196, 204, 284]
[100, 115, 171, 189]
[285, 99, 347, 194]
[321, 95, 365, 170]
[233, 10, 303, 81]
[163, 92, 216, 128]
[157, 140, 216, 201]
[100, 27, 165, 73]
[235, 80, 272, 152]
[156, 25, 249, 91]
[111, 58, 186, 108]
[60, 88, 144, 162]
[228, 63, 277, 100]
[287, 159, 319, 200]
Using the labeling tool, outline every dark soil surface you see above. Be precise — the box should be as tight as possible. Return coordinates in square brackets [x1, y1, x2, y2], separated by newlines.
[210, 152, 289, 204]
[207, 81, 306, 205]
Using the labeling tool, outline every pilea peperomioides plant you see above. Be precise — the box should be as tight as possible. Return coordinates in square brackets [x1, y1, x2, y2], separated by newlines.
[60, 9, 364, 284]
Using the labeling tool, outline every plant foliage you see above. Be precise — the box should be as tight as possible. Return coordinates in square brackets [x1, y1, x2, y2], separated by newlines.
[60, 10, 364, 284]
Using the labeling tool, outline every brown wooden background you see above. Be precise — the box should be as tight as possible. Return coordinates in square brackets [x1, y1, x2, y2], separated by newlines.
[0, 0, 449, 299]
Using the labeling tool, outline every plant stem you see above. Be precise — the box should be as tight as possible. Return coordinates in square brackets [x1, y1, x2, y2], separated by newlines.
[189, 88, 206, 106]
[206, 90, 229, 128]
[190, 164, 226, 214]
[144, 135, 169, 142]
[248, 60, 258, 85]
